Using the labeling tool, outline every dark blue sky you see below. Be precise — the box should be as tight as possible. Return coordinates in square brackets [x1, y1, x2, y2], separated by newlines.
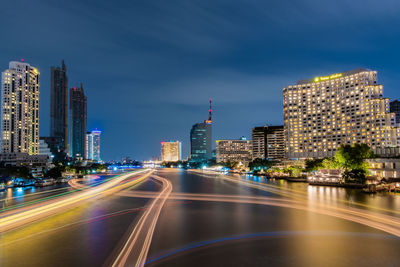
[1, 0, 400, 161]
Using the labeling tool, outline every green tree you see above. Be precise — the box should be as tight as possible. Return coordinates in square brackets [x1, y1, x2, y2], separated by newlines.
[322, 158, 339, 170]
[334, 144, 374, 171]
[249, 159, 277, 171]
[334, 144, 375, 184]
[305, 158, 324, 172]
[283, 166, 304, 177]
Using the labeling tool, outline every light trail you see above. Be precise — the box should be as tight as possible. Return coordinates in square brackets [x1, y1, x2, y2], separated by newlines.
[0, 174, 117, 214]
[0, 186, 70, 201]
[0, 174, 112, 202]
[1, 200, 193, 248]
[0, 169, 153, 233]
[112, 174, 172, 267]
[0, 206, 148, 247]
[0, 173, 131, 217]
[118, 190, 400, 237]
[193, 170, 400, 216]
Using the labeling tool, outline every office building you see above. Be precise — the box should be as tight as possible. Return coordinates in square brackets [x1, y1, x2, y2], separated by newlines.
[252, 126, 285, 160]
[390, 100, 400, 125]
[161, 141, 182, 162]
[86, 130, 101, 162]
[50, 60, 68, 152]
[1, 61, 40, 155]
[216, 137, 252, 163]
[190, 100, 212, 161]
[283, 69, 399, 159]
[68, 83, 87, 159]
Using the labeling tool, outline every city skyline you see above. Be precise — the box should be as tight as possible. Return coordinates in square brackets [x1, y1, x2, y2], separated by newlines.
[2, 58, 399, 162]
[2, 1, 400, 161]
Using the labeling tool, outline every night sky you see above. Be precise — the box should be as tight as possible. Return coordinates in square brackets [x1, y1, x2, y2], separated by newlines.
[1, 0, 400, 161]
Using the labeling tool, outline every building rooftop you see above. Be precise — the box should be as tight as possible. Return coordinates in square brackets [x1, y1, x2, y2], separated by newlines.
[296, 68, 371, 85]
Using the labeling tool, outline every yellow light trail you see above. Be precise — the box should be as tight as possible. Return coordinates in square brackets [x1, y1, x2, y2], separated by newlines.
[0, 173, 114, 202]
[112, 174, 172, 267]
[118, 190, 400, 238]
[0, 174, 117, 214]
[0, 170, 153, 233]
[194, 170, 400, 216]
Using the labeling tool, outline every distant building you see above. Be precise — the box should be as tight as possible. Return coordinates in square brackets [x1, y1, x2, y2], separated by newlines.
[216, 137, 252, 163]
[190, 122, 212, 161]
[50, 60, 68, 153]
[69, 84, 87, 159]
[283, 69, 399, 159]
[1, 61, 40, 155]
[390, 100, 400, 125]
[122, 156, 132, 164]
[252, 126, 285, 160]
[86, 130, 101, 162]
[0, 153, 49, 169]
[190, 99, 212, 162]
[161, 141, 182, 162]
[39, 139, 54, 163]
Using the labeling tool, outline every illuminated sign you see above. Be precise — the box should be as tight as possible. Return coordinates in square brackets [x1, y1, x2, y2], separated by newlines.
[314, 73, 342, 82]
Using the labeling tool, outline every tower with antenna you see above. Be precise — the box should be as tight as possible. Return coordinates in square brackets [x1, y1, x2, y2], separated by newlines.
[205, 98, 212, 124]
[190, 99, 213, 161]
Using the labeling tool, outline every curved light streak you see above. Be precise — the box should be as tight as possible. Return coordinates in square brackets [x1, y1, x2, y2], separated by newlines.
[1, 174, 118, 214]
[0, 170, 152, 233]
[1, 206, 148, 247]
[193, 170, 400, 216]
[112, 174, 172, 267]
[118, 190, 400, 237]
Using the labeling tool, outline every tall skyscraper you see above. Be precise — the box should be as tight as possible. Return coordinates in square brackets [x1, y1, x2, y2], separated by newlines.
[216, 137, 252, 163]
[1, 61, 40, 155]
[283, 69, 399, 159]
[161, 141, 182, 162]
[390, 100, 400, 125]
[190, 99, 212, 161]
[50, 60, 68, 153]
[69, 83, 87, 159]
[86, 130, 101, 162]
[251, 126, 285, 160]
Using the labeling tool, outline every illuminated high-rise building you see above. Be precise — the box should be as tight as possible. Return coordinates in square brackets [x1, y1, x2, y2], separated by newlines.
[252, 126, 285, 160]
[1, 61, 40, 154]
[283, 69, 399, 159]
[50, 60, 68, 153]
[190, 99, 212, 161]
[216, 137, 252, 163]
[161, 141, 181, 162]
[86, 130, 101, 162]
[68, 83, 87, 159]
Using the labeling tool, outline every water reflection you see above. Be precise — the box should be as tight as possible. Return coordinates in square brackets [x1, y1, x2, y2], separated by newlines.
[246, 174, 400, 217]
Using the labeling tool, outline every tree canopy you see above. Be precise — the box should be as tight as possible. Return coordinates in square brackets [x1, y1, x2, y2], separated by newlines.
[249, 159, 278, 171]
[334, 144, 375, 171]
